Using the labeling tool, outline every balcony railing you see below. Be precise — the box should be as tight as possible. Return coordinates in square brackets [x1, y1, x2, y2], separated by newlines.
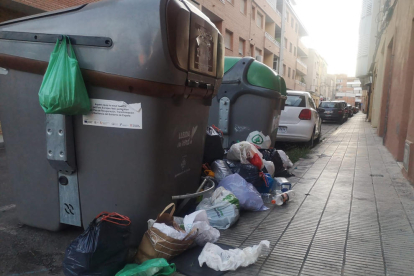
[295, 80, 306, 87]
[297, 59, 307, 68]
[266, 0, 277, 12]
[265, 32, 280, 48]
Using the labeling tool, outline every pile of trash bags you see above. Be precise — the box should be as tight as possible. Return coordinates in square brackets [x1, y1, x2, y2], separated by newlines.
[62, 128, 296, 275]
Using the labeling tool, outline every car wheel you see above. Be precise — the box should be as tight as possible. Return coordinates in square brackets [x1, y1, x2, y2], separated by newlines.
[315, 123, 321, 144]
[306, 128, 315, 148]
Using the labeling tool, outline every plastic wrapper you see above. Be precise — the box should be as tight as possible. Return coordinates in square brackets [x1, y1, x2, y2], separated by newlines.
[218, 174, 268, 211]
[63, 212, 131, 276]
[198, 241, 270, 271]
[227, 141, 264, 169]
[196, 187, 240, 229]
[246, 131, 272, 149]
[211, 160, 233, 182]
[277, 150, 293, 168]
[115, 258, 176, 276]
[183, 210, 220, 246]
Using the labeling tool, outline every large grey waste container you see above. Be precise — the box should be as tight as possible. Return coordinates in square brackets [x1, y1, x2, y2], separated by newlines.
[208, 57, 286, 148]
[0, 0, 224, 244]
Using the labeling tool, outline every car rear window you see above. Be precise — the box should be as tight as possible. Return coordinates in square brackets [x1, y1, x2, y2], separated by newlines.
[320, 102, 341, 108]
[285, 95, 306, 107]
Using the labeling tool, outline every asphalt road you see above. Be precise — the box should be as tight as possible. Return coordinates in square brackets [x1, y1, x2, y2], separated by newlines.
[0, 121, 341, 276]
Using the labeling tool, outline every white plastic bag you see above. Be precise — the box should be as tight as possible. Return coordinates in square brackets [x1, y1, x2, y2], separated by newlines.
[183, 210, 220, 246]
[227, 141, 264, 169]
[196, 187, 240, 229]
[147, 217, 184, 230]
[198, 240, 270, 271]
[263, 160, 275, 177]
[246, 131, 272, 149]
[219, 174, 268, 211]
[152, 223, 190, 240]
[277, 150, 293, 168]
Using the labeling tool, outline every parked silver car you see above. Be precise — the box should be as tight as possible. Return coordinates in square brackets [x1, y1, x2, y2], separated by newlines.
[276, 91, 322, 147]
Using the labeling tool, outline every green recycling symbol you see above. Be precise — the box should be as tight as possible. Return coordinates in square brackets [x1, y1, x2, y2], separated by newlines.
[252, 134, 263, 145]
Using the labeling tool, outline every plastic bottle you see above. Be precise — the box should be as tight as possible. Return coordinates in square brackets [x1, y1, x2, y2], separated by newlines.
[271, 190, 295, 206]
[261, 193, 273, 203]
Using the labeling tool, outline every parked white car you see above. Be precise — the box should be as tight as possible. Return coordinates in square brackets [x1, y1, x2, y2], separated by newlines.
[276, 91, 322, 147]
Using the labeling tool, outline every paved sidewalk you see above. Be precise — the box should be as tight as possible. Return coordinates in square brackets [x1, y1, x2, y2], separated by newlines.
[218, 113, 414, 276]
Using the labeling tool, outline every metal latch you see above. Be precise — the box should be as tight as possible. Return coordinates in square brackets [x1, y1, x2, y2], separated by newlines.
[45, 114, 81, 226]
[218, 97, 230, 148]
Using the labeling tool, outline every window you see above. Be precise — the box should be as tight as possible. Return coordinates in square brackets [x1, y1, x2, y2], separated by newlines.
[294, 46, 297, 56]
[273, 56, 279, 71]
[225, 29, 233, 50]
[255, 47, 262, 57]
[293, 70, 295, 79]
[283, 64, 286, 75]
[256, 12, 263, 28]
[286, 11, 289, 22]
[238, 38, 245, 55]
[250, 44, 254, 57]
[285, 95, 306, 107]
[284, 38, 287, 49]
[288, 67, 291, 78]
[291, 18, 294, 28]
[252, 6, 256, 20]
[240, 0, 247, 14]
[289, 42, 292, 53]
[295, 23, 299, 33]
[226, 0, 234, 4]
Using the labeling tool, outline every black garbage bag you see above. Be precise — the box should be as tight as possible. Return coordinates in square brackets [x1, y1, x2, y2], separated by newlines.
[63, 212, 131, 276]
[259, 149, 294, 178]
[225, 159, 264, 187]
[203, 126, 224, 165]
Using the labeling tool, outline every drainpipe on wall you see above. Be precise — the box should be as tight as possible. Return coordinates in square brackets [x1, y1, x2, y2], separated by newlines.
[278, 0, 286, 75]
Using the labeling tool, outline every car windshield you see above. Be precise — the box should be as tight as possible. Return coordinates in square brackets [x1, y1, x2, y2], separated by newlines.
[320, 102, 337, 108]
[285, 95, 306, 107]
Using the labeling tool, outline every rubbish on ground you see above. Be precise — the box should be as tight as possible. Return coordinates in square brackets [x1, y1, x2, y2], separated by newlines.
[147, 217, 184, 230]
[263, 160, 275, 177]
[227, 141, 264, 169]
[183, 210, 220, 246]
[211, 160, 233, 182]
[274, 177, 292, 192]
[218, 174, 268, 211]
[277, 150, 293, 169]
[196, 187, 240, 229]
[203, 126, 225, 165]
[254, 173, 274, 194]
[171, 243, 235, 276]
[272, 190, 295, 206]
[226, 159, 263, 187]
[63, 212, 131, 276]
[261, 193, 273, 204]
[39, 36, 91, 115]
[260, 149, 294, 177]
[115, 258, 176, 276]
[246, 131, 272, 149]
[136, 203, 197, 263]
[198, 240, 270, 271]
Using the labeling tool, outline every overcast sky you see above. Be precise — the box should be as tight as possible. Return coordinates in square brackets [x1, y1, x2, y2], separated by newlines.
[293, 0, 362, 77]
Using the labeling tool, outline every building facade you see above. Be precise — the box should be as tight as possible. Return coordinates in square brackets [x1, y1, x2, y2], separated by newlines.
[358, 0, 414, 183]
[303, 48, 329, 100]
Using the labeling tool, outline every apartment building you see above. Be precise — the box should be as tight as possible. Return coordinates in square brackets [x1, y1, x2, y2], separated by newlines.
[361, 0, 414, 183]
[303, 49, 329, 100]
[325, 74, 336, 100]
[0, 0, 310, 91]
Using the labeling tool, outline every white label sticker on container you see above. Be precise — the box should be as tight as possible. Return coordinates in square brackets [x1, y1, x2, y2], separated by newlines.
[83, 99, 142, 129]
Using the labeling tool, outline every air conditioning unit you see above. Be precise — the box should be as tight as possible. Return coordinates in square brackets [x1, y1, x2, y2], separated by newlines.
[256, 55, 263, 62]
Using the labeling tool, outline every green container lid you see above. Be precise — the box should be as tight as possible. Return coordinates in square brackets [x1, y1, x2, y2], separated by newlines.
[223, 57, 287, 96]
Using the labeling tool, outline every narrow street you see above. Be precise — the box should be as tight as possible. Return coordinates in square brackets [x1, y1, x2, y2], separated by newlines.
[1, 113, 414, 276]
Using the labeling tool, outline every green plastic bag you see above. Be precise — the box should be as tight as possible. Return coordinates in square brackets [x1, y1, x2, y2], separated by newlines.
[38, 36, 91, 115]
[115, 258, 176, 276]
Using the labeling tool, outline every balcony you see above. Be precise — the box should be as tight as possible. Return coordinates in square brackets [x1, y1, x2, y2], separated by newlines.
[264, 32, 280, 55]
[296, 59, 307, 75]
[295, 80, 306, 87]
[297, 39, 308, 56]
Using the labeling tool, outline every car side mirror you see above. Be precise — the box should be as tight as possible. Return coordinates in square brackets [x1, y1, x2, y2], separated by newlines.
[317, 108, 325, 113]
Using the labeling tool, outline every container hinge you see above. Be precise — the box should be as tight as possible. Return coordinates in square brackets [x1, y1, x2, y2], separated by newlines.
[218, 97, 230, 148]
[58, 172, 82, 226]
